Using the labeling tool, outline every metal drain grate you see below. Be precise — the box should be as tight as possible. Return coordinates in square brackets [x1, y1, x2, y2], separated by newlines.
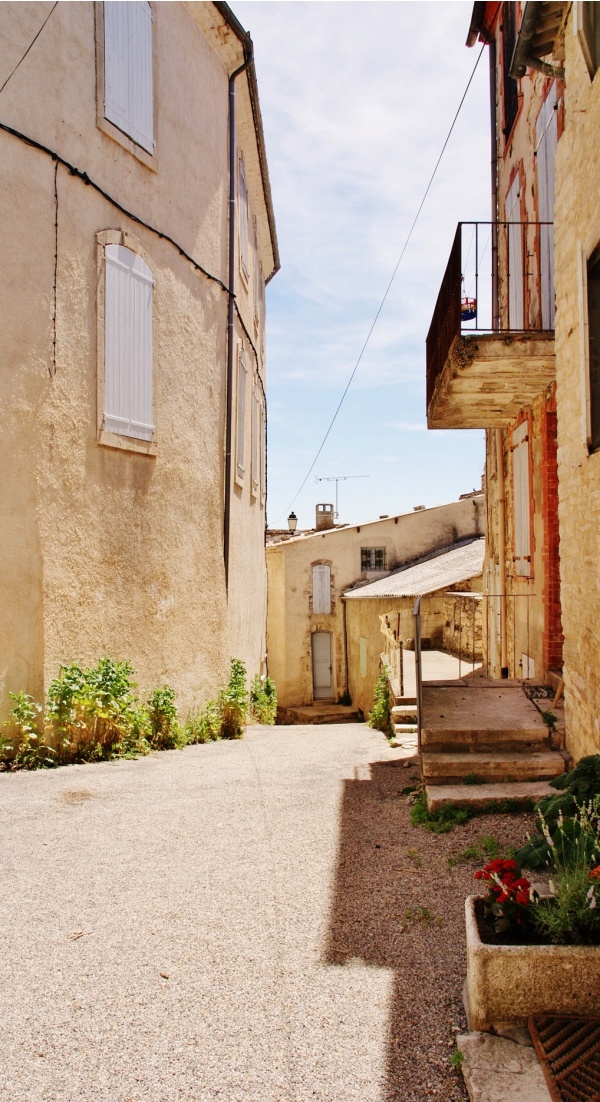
[529, 1016, 600, 1102]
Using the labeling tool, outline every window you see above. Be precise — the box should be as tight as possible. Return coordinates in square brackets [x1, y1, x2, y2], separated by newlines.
[251, 386, 260, 497]
[511, 421, 532, 576]
[98, 233, 156, 454]
[236, 348, 248, 482]
[580, 241, 600, 452]
[103, 2, 154, 154]
[536, 84, 557, 329]
[574, 2, 600, 79]
[312, 564, 331, 614]
[238, 157, 250, 281]
[361, 548, 386, 572]
[260, 403, 266, 506]
[502, 3, 519, 137]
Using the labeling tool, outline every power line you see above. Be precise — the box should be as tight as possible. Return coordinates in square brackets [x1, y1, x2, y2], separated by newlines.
[0, 2, 58, 98]
[281, 41, 486, 520]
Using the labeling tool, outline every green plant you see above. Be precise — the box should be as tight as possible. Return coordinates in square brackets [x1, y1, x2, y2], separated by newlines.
[45, 658, 151, 761]
[147, 685, 183, 750]
[531, 805, 600, 945]
[184, 700, 222, 744]
[540, 709, 557, 729]
[2, 692, 56, 770]
[249, 674, 277, 725]
[481, 834, 500, 858]
[516, 756, 600, 869]
[450, 1050, 464, 1070]
[367, 668, 391, 735]
[463, 773, 483, 785]
[407, 848, 423, 868]
[218, 659, 248, 740]
[402, 904, 443, 929]
[409, 790, 470, 834]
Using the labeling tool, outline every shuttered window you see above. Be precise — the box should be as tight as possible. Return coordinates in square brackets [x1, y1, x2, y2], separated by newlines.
[238, 158, 250, 280]
[104, 244, 154, 441]
[361, 548, 386, 572]
[104, 1, 154, 154]
[236, 349, 248, 481]
[575, 2, 600, 79]
[312, 565, 331, 615]
[505, 175, 524, 330]
[251, 387, 260, 497]
[260, 403, 266, 505]
[512, 421, 532, 577]
[536, 84, 557, 330]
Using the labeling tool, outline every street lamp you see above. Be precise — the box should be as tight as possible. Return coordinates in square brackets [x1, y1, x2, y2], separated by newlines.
[287, 511, 298, 533]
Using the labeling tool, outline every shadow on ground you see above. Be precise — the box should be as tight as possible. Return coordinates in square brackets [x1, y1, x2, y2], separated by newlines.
[324, 759, 468, 1102]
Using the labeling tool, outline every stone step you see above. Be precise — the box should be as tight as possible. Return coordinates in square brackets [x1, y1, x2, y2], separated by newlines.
[391, 705, 418, 722]
[426, 779, 557, 813]
[421, 749, 565, 785]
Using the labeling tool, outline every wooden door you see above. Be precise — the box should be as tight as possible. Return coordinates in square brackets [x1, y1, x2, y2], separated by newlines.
[312, 632, 333, 700]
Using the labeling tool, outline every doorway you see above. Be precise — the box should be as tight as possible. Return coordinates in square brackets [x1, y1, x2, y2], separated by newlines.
[312, 631, 333, 700]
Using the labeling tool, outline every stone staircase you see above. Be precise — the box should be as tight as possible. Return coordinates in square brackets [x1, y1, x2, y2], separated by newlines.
[390, 697, 418, 751]
[420, 679, 568, 812]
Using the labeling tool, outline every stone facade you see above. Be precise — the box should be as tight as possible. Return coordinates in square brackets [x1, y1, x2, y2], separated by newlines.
[554, 10, 600, 760]
[0, 2, 278, 716]
[266, 497, 484, 711]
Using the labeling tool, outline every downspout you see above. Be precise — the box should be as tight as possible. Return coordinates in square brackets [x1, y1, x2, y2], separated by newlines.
[224, 43, 254, 590]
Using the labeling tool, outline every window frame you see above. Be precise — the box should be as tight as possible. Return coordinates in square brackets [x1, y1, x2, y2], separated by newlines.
[96, 229, 158, 456]
[578, 239, 600, 453]
[312, 563, 332, 615]
[238, 155, 250, 285]
[361, 547, 387, 573]
[510, 419, 533, 577]
[235, 346, 248, 485]
[95, 2, 158, 171]
[574, 2, 600, 80]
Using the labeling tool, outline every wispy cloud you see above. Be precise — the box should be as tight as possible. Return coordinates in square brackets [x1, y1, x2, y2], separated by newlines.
[235, 0, 488, 526]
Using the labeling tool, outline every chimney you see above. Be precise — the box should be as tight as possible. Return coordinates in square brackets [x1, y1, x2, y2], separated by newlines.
[315, 503, 335, 530]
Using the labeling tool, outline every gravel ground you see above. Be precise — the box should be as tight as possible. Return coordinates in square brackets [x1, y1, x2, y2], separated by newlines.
[0, 723, 536, 1102]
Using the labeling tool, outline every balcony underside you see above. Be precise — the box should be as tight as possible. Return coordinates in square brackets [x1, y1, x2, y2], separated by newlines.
[427, 332, 555, 429]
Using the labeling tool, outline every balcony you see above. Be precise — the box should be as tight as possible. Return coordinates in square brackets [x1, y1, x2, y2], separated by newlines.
[426, 222, 555, 429]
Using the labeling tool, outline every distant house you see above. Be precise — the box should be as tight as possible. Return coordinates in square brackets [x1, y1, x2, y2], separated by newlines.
[0, 2, 278, 713]
[266, 496, 484, 710]
[344, 538, 484, 717]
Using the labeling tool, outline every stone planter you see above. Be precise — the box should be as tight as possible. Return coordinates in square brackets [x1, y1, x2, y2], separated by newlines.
[464, 894, 600, 1031]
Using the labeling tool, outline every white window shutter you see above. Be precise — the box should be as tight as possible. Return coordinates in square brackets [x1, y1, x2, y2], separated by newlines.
[104, 1, 154, 154]
[251, 388, 260, 495]
[105, 244, 154, 441]
[512, 421, 531, 577]
[312, 565, 331, 614]
[239, 159, 250, 279]
[236, 350, 248, 479]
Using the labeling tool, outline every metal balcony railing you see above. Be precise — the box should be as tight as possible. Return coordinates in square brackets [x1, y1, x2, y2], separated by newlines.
[426, 221, 554, 409]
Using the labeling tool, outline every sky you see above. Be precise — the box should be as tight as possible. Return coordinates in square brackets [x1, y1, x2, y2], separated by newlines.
[234, 0, 492, 529]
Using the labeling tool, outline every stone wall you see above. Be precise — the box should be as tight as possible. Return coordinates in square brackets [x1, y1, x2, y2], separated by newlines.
[554, 13, 600, 760]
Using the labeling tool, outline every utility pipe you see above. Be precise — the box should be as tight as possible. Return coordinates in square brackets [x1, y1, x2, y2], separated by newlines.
[224, 42, 253, 590]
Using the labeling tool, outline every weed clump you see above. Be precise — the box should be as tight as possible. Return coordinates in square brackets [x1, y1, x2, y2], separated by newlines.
[367, 668, 392, 736]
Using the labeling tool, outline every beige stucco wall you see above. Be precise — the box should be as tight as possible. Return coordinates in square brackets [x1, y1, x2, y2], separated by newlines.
[267, 496, 485, 709]
[554, 13, 600, 761]
[0, 2, 273, 717]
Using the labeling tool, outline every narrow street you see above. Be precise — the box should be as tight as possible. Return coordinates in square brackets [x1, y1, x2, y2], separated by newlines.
[0, 724, 503, 1102]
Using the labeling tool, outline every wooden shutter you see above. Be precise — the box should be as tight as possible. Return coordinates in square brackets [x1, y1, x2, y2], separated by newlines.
[260, 403, 266, 505]
[505, 176, 524, 329]
[536, 84, 557, 330]
[238, 158, 249, 279]
[236, 349, 248, 480]
[105, 244, 154, 440]
[104, 1, 153, 154]
[312, 565, 331, 614]
[512, 421, 531, 577]
[251, 388, 260, 496]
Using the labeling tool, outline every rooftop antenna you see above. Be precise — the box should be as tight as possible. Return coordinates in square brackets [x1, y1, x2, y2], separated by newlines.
[314, 474, 369, 520]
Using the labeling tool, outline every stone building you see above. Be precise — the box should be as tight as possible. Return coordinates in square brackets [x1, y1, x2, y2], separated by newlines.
[553, 2, 600, 760]
[266, 496, 484, 710]
[0, 2, 278, 715]
[344, 537, 484, 718]
[427, 1, 564, 687]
